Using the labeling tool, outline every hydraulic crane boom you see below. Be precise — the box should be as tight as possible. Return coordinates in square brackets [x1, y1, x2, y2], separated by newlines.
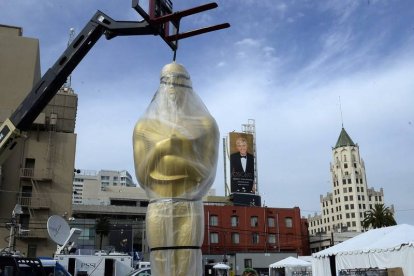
[0, 1, 229, 165]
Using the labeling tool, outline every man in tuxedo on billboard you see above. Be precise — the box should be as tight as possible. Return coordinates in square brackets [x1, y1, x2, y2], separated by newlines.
[230, 136, 255, 193]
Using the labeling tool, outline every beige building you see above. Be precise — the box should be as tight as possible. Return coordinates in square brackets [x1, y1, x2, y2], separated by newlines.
[308, 128, 391, 250]
[73, 169, 136, 204]
[0, 25, 77, 257]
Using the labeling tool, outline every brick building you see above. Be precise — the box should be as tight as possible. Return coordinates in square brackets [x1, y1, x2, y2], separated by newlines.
[202, 204, 310, 275]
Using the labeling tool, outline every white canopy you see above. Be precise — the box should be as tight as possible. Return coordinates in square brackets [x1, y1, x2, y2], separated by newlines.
[312, 224, 414, 276]
[314, 224, 414, 257]
[213, 263, 230, 270]
[269, 256, 311, 268]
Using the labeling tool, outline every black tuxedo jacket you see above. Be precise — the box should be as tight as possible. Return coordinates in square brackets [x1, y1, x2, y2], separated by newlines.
[230, 152, 254, 174]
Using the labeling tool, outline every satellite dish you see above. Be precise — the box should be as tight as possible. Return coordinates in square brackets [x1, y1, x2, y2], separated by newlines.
[47, 215, 70, 245]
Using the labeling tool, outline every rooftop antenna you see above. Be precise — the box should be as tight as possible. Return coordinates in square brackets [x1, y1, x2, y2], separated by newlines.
[339, 96, 344, 128]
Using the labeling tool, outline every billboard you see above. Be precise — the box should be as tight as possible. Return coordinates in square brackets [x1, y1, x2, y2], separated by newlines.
[229, 132, 255, 194]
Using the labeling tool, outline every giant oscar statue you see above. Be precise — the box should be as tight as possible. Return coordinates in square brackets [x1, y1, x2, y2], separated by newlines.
[133, 62, 219, 275]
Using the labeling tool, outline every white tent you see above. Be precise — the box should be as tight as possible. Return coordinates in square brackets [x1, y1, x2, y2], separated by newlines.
[213, 263, 230, 276]
[213, 263, 230, 270]
[312, 224, 414, 276]
[269, 256, 311, 276]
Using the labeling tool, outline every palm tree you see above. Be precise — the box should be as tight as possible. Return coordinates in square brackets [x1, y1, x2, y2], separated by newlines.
[95, 217, 110, 250]
[363, 204, 396, 230]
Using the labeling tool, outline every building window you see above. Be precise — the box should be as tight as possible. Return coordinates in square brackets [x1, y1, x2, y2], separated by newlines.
[342, 179, 346, 185]
[354, 163, 357, 168]
[356, 178, 359, 184]
[209, 215, 218, 226]
[350, 195, 353, 201]
[251, 216, 258, 227]
[244, 259, 252, 269]
[343, 188, 347, 193]
[268, 234, 276, 244]
[348, 179, 351, 184]
[345, 204, 349, 210]
[231, 216, 239, 227]
[251, 233, 259, 244]
[285, 217, 293, 228]
[360, 179, 363, 184]
[344, 196, 348, 201]
[345, 171, 349, 175]
[346, 213, 350, 218]
[267, 217, 275, 227]
[231, 233, 240, 244]
[344, 163, 348, 169]
[348, 187, 352, 192]
[210, 232, 219, 243]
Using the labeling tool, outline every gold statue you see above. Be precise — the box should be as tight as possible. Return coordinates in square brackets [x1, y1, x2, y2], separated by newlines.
[133, 62, 219, 275]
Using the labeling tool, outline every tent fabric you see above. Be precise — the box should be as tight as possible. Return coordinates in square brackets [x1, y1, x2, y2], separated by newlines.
[313, 224, 414, 257]
[213, 263, 230, 270]
[311, 224, 414, 276]
[269, 256, 311, 268]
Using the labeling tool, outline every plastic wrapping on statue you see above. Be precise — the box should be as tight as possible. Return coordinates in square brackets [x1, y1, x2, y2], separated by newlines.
[133, 62, 219, 200]
[133, 62, 219, 275]
[147, 201, 204, 276]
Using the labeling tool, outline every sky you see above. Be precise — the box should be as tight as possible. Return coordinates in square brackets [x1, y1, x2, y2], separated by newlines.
[1, 0, 413, 224]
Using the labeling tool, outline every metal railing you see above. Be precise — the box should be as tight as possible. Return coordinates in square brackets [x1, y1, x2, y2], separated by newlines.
[18, 196, 51, 209]
[19, 168, 52, 180]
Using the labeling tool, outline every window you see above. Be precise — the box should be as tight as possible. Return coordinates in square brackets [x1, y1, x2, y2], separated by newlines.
[251, 233, 259, 244]
[267, 217, 275, 227]
[209, 215, 218, 226]
[348, 179, 352, 184]
[343, 188, 347, 193]
[346, 213, 350, 218]
[101, 175, 110, 180]
[251, 216, 258, 227]
[345, 204, 349, 210]
[231, 216, 239, 227]
[344, 163, 348, 169]
[354, 163, 357, 168]
[244, 259, 252, 269]
[344, 196, 348, 201]
[231, 233, 240, 244]
[342, 179, 346, 184]
[285, 217, 293, 228]
[268, 234, 276, 244]
[348, 187, 352, 192]
[350, 195, 353, 201]
[356, 179, 359, 184]
[210, 232, 219, 243]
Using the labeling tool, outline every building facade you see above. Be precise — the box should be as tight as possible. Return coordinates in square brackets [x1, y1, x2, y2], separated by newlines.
[0, 25, 77, 257]
[202, 202, 310, 275]
[308, 128, 391, 251]
[73, 169, 136, 204]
